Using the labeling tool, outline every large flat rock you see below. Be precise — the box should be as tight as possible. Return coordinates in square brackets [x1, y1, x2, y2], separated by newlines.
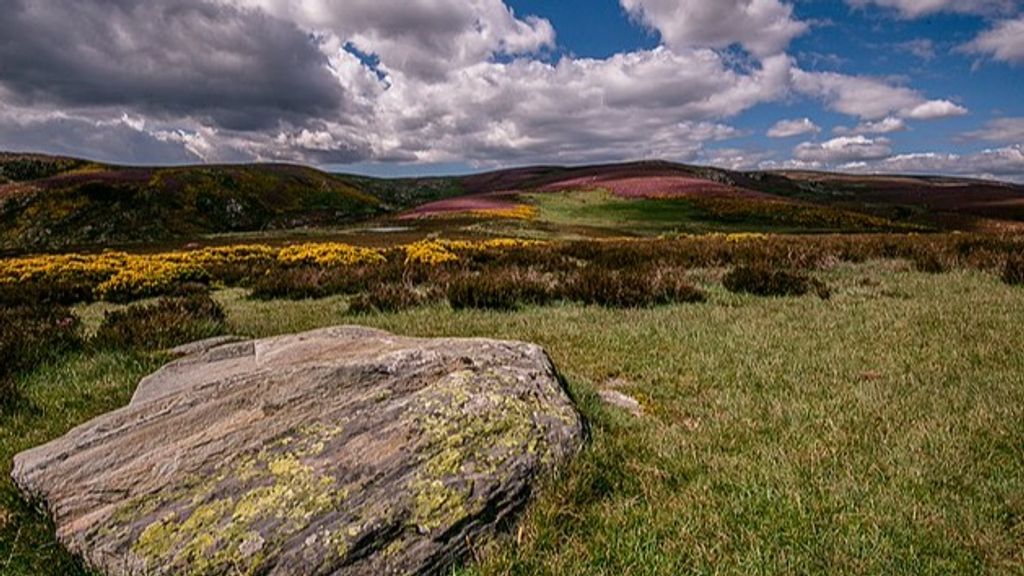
[12, 326, 583, 575]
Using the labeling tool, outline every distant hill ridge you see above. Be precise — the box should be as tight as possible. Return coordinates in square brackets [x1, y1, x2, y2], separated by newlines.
[0, 153, 463, 252]
[1, 152, 1022, 253]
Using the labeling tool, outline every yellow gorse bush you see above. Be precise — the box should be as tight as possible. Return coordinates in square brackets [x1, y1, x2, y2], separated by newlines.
[277, 243, 386, 267]
[402, 238, 542, 266]
[95, 258, 209, 302]
[725, 233, 770, 243]
[467, 205, 538, 220]
[403, 240, 459, 266]
[0, 238, 541, 301]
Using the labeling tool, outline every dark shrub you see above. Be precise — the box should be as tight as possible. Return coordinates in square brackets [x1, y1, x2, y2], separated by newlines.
[569, 265, 705, 308]
[348, 283, 432, 314]
[92, 293, 227, 351]
[447, 273, 524, 311]
[203, 260, 275, 287]
[250, 261, 405, 301]
[911, 249, 952, 274]
[250, 267, 335, 300]
[465, 244, 574, 272]
[165, 282, 215, 298]
[723, 266, 828, 298]
[446, 267, 560, 311]
[0, 274, 96, 306]
[0, 304, 82, 408]
[1004, 254, 1024, 286]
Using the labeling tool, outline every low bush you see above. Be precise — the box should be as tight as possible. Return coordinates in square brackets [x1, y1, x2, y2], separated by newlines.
[446, 267, 560, 311]
[250, 260, 406, 301]
[569, 265, 706, 308]
[0, 304, 82, 408]
[910, 249, 953, 274]
[92, 293, 228, 351]
[723, 266, 829, 298]
[95, 263, 211, 303]
[348, 283, 432, 314]
[249, 267, 338, 300]
[1004, 254, 1024, 286]
[0, 274, 95, 306]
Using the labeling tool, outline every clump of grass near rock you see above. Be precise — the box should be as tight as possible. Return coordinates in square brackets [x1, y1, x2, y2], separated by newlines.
[0, 304, 82, 408]
[723, 265, 830, 299]
[92, 293, 228, 351]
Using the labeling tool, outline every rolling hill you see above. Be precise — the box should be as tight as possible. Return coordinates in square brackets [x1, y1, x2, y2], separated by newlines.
[405, 160, 1024, 236]
[0, 153, 462, 252]
[2, 153, 1023, 253]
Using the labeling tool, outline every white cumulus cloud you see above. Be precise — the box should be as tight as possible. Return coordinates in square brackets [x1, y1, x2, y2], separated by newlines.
[962, 17, 1024, 66]
[846, 0, 1016, 18]
[767, 118, 821, 138]
[619, 0, 808, 57]
[794, 136, 893, 163]
[906, 100, 968, 120]
[793, 70, 969, 121]
[964, 117, 1024, 142]
[839, 145, 1024, 182]
[835, 116, 908, 135]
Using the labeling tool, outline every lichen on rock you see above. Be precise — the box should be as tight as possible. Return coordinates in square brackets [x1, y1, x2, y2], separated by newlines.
[128, 422, 350, 574]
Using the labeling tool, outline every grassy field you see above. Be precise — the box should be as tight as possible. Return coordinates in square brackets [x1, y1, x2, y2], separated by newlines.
[2, 259, 1022, 574]
[524, 191, 904, 237]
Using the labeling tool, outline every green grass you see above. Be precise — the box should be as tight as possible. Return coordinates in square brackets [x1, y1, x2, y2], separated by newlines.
[526, 191, 713, 235]
[524, 191, 899, 237]
[0, 352, 165, 574]
[3, 261, 1024, 574]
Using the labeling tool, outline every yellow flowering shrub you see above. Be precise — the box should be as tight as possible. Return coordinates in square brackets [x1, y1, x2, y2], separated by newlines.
[460, 238, 542, 252]
[0, 252, 127, 285]
[725, 233, 770, 243]
[276, 243, 386, 267]
[0, 237, 545, 303]
[94, 258, 209, 302]
[466, 205, 538, 220]
[403, 240, 459, 266]
[160, 245, 277, 267]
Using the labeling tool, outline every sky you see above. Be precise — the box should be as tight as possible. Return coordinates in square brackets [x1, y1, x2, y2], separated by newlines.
[0, 0, 1022, 180]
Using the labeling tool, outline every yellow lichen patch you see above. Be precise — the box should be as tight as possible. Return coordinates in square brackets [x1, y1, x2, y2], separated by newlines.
[129, 423, 350, 573]
[135, 513, 178, 559]
[407, 369, 561, 534]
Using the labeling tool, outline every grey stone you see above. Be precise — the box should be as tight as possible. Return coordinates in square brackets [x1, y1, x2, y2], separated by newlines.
[598, 389, 644, 417]
[13, 325, 583, 576]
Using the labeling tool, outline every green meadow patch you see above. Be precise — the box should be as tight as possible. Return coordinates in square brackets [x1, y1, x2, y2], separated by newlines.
[2, 261, 1023, 574]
